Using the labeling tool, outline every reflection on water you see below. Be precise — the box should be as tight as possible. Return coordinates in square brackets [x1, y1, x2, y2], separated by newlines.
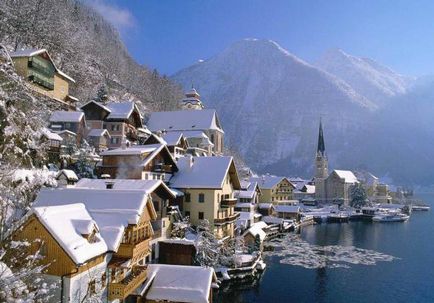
[215, 194, 434, 303]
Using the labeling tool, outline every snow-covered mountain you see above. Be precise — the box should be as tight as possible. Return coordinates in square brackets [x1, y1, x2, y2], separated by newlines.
[172, 39, 378, 178]
[316, 48, 413, 106]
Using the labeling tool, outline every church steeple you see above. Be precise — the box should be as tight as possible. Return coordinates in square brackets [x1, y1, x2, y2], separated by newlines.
[179, 86, 204, 110]
[317, 119, 326, 157]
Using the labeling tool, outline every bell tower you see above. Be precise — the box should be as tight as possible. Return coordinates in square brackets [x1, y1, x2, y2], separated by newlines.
[315, 119, 328, 202]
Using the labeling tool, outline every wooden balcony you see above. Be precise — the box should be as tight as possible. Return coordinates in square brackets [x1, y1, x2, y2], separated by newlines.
[108, 265, 148, 300]
[220, 198, 237, 208]
[116, 238, 151, 260]
[214, 213, 240, 225]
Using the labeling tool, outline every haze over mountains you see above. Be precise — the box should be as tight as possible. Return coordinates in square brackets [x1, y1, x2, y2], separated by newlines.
[173, 39, 434, 186]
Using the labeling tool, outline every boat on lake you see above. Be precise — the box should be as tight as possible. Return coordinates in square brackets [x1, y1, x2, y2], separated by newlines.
[372, 213, 410, 222]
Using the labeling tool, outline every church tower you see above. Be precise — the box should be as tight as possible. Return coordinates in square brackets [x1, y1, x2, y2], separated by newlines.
[179, 87, 204, 110]
[315, 120, 328, 202]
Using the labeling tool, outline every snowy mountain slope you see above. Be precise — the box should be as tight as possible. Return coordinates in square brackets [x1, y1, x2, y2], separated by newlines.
[316, 48, 414, 106]
[173, 39, 377, 176]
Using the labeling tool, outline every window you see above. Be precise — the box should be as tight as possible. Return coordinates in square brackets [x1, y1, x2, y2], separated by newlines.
[198, 193, 205, 203]
[185, 193, 191, 202]
[198, 212, 204, 220]
[185, 211, 190, 217]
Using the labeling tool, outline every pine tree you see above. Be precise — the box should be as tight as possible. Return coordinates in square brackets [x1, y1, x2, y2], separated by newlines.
[350, 183, 369, 209]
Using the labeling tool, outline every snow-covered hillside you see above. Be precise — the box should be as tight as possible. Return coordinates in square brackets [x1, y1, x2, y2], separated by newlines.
[172, 39, 377, 178]
[316, 48, 413, 106]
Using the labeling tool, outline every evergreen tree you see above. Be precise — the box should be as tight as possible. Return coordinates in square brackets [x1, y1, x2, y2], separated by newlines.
[350, 183, 369, 208]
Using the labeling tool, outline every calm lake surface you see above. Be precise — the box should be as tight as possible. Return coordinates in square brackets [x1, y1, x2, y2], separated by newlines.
[215, 193, 434, 303]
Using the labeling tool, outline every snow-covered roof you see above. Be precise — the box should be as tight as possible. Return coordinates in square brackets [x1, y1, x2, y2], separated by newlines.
[235, 189, 256, 199]
[32, 203, 107, 264]
[275, 205, 300, 213]
[302, 184, 315, 194]
[144, 264, 214, 303]
[161, 132, 184, 146]
[333, 170, 359, 184]
[246, 222, 267, 241]
[105, 102, 140, 120]
[170, 156, 240, 189]
[75, 178, 175, 198]
[250, 175, 293, 190]
[33, 187, 156, 251]
[87, 128, 110, 137]
[258, 203, 273, 209]
[49, 111, 84, 123]
[56, 169, 78, 181]
[41, 128, 63, 141]
[80, 100, 112, 113]
[147, 109, 223, 133]
[10, 48, 75, 82]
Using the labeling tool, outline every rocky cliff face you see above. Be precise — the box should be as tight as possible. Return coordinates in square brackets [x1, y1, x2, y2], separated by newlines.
[173, 39, 432, 185]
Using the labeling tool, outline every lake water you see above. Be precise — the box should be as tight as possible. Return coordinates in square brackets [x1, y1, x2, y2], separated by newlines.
[215, 193, 434, 303]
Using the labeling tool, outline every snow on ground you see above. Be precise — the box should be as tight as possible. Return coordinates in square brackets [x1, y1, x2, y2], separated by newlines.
[264, 234, 398, 269]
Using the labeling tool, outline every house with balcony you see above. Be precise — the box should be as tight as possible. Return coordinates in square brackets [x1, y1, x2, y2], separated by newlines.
[80, 100, 147, 148]
[98, 143, 178, 180]
[49, 111, 86, 145]
[10, 48, 78, 109]
[169, 156, 241, 239]
[31, 178, 176, 302]
[147, 107, 224, 156]
[250, 175, 296, 205]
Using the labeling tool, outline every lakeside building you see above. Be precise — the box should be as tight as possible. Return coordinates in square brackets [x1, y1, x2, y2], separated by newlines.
[14, 179, 215, 302]
[10, 48, 78, 110]
[169, 156, 241, 239]
[234, 180, 262, 230]
[250, 175, 295, 205]
[80, 100, 147, 148]
[313, 121, 393, 206]
[147, 89, 224, 156]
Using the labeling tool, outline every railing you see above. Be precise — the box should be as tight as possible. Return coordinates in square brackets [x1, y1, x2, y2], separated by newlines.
[214, 213, 240, 225]
[108, 266, 148, 300]
[116, 238, 150, 259]
[220, 198, 237, 207]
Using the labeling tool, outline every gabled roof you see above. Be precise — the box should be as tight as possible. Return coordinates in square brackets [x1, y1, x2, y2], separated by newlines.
[105, 102, 141, 121]
[10, 48, 75, 83]
[34, 187, 157, 252]
[250, 175, 294, 190]
[31, 203, 107, 264]
[147, 109, 224, 133]
[170, 156, 240, 189]
[332, 170, 358, 184]
[144, 264, 215, 303]
[87, 128, 110, 137]
[80, 100, 112, 113]
[100, 144, 178, 171]
[49, 111, 84, 123]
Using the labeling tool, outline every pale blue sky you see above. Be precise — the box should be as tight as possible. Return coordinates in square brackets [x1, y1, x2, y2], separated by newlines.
[88, 0, 434, 76]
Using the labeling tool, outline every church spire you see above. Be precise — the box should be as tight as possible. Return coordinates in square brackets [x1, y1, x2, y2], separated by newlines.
[317, 119, 326, 157]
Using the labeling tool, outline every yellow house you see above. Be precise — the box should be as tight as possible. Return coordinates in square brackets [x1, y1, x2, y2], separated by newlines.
[31, 179, 175, 302]
[169, 156, 241, 239]
[251, 175, 295, 205]
[10, 48, 78, 110]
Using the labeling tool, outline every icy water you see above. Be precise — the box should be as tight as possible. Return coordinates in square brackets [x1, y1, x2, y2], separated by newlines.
[215, 193, 434, 303]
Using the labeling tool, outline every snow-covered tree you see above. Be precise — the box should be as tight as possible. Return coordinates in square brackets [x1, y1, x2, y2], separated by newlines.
[350, 183, 369, 209]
